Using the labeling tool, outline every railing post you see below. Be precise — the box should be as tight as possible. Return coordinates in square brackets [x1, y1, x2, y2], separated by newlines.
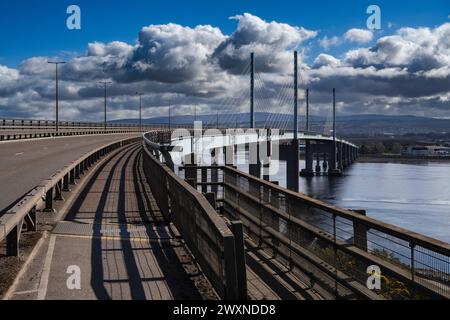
[6, 225, 19, 256]
[54, 180, 64, 201]
[230, 221, 247, 300]
[22, 206, 37, 232]
[62, 173, 70, 192]
[410, 242, 416, 283]
[44, 187, 54, 212]
[223, 235, 239, 300]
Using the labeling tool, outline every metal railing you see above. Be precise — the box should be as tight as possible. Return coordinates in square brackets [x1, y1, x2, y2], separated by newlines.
[0, 137, 140, 256]
[0, 119, 193, 141]
[142, 137, 246, 300]
[182, 165, 450, 300]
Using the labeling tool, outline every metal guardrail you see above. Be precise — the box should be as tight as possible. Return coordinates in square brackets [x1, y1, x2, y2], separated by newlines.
[190, 165, 448, 299]
[0, 119, 193, 141]
[0, 137, 140, 256]
[142, 135, 246, 300]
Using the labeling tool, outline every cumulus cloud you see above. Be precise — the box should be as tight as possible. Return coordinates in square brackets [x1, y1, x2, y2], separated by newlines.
[213, 13, 317, 73]
[1, 15, 450, 121]
[319, 36, 340, 49]
[343, 28, 373, 44]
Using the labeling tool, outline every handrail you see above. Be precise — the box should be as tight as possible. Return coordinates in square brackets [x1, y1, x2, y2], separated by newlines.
[223, 166, 450, 255]
[142, 136, 245, 300]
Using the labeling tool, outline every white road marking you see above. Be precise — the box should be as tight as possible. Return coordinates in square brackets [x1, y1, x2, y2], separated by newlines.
[37, 235, 56, 300]
[11, 289, 40, 296]
[15, 152, 24, 156]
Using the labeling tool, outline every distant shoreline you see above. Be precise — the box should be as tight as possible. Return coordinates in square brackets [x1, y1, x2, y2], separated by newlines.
[357, 155, 450, 164]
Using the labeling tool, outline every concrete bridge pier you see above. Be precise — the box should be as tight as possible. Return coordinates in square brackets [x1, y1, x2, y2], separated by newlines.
[249, 142, 261, 179]
[184, 152, 198, 187]
[286, 139, 300, 192]
[322, 154, 328, 172]
[262, 140, 272, 181]
[315, 153, 321, 174]
[300, 140, 314, 177]
[328, 141, 342, 176]
[211, 149, 219, 195]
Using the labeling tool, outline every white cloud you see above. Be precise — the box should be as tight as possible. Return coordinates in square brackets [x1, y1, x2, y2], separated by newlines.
[343, 28, 373, 44]
[1, 16, 450, 120]
[313, 54, 341, 68]
[319, 36, 340, 49]
[214, 13, 317, 73]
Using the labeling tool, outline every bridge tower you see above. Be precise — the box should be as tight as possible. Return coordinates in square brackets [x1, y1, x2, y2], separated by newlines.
[249, 52, 261, 178]
[328, 88, 342, 176]
[287, 51, 300, 191]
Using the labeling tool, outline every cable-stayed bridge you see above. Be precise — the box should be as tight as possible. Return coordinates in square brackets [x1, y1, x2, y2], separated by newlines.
[0, 52, 449, 301]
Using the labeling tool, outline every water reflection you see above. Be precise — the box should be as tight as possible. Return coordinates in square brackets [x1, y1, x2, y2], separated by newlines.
[235, 150, 450, 243]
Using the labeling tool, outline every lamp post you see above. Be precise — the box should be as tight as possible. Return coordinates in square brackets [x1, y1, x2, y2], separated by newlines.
[48, 61, 66, 132]
[168, 103, 171, 130]
[98, 81, 112, 132]
[136, 92, 143, 132]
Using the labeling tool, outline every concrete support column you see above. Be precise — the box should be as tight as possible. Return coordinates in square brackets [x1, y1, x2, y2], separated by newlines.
[328, 141, 341, 176]
[287, 139, 300, 192]
[248, 142, 261, 179]
[322, 154, 328, 172]
[211, 149, 219, 195]
[300, 140, 314, 177]
[262, 140, 271, 181]
[185, 153, 197, 188]
[201, 167, 208, 194]
[315, 152, 321, 173]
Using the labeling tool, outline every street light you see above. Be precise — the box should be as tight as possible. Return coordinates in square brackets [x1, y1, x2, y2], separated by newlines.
[168, 103, 171, 131]
[98, 81, 112, 132]
[48, 61, 66, 132]
[136, 92, 143, 132]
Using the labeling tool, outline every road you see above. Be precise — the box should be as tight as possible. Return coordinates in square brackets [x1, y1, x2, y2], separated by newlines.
[0, 133, 140, 213]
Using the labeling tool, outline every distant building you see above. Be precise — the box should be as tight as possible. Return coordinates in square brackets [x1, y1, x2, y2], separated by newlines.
[401, 145, 450, 157]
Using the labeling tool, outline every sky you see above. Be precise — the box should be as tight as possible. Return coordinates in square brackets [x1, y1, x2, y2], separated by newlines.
[0, 0, 449, 122]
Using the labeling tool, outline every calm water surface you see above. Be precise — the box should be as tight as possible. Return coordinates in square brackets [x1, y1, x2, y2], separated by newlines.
[235, 152, 450, 243]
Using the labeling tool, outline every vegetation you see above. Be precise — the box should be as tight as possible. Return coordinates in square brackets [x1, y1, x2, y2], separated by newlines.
[310, 244, 428, 299]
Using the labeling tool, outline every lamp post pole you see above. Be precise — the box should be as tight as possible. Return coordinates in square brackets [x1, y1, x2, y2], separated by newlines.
[98, 81, 112, 132]
[48, 61, 66, 132]
[136, 92, 143, 132]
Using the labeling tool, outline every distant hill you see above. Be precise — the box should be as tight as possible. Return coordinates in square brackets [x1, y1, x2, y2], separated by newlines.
[110, 113, 450, 136]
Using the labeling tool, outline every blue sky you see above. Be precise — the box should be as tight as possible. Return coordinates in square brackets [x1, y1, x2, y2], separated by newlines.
[0, 0, 449, 121]
[1, 0, 449, 66]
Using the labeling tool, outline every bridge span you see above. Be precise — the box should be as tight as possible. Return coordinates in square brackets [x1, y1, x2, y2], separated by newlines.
[0, 128, 449, 301]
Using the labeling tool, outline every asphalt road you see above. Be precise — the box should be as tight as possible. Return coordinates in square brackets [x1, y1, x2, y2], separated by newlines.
[0, 133, 140, 213]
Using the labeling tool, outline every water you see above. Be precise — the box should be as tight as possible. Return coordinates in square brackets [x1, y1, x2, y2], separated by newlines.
[235, 151, 450, 243]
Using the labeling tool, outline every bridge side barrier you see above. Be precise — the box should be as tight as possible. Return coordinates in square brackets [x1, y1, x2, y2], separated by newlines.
[219, 166, 450, 299]
[0, 119, 193, 141]
[142, 137, 245, 300]
[0, 136, 141, 256]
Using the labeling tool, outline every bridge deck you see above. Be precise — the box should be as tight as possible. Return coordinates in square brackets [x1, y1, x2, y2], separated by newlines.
[6, 143, 215, 300]
[6, 142, 327, 300]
